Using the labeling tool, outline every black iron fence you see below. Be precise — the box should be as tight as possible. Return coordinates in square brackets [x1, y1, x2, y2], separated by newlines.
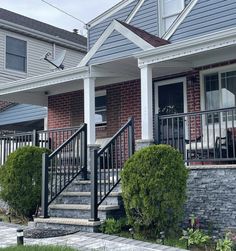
[90, 118, 135, 221]
[41, 123, 87, 218]
[156, 107, 236, 163]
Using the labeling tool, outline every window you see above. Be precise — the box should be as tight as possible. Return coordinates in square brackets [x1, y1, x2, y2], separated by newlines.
[6, 36, 27, 72]
[159, 0, 184, 35]
[95, 91, 107, 125]
[204, 70, 236, 122]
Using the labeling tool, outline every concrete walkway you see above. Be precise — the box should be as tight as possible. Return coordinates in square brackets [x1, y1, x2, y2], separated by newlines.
[0, 222, 185, 251]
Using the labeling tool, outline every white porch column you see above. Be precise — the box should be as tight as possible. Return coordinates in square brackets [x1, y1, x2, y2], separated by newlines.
[83, 77, 96, 145]
[140, 65, 153, 141]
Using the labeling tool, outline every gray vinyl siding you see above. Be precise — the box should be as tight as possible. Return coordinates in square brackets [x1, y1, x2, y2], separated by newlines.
[88, 0, 139, 49]
[130, 0, 159, 36]
[0, 29, 85, 83]
[0, 104, 47, 125]
[88, 31, 142, 65]
[170, 0, 236, 42]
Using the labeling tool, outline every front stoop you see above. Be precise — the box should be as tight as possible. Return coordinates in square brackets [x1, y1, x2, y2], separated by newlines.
[34, 217, 101, 233]
[34, 178, 123, 232]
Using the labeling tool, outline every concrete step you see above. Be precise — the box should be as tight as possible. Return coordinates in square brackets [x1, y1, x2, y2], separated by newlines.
[34, 217, 101, 233]
[56, 191, 122, 205]
[67, 180, 121, 193]
[49, 204, 122, 220]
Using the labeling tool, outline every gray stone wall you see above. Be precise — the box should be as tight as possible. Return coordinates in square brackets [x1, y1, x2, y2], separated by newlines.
[185, 165, 236, 234]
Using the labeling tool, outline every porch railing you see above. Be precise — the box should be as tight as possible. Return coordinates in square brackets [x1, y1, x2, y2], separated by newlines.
[155, 107, 236, 163]
[90, 117, 135, 221]
[0, 131, 37, 165]
[41, 123, 87, 218]
[0, 127, 80, 165]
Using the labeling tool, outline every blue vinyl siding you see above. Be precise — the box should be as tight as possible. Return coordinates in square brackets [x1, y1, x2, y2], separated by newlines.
[0, 104, 47, 126]
[170, 0, 236, 42]
[89, 31, 141, 65]
[130, 0, 159, 36]
[88, 0, 139, 49]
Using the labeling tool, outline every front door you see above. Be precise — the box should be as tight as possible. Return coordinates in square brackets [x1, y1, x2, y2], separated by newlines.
[155, 78, 186, 150]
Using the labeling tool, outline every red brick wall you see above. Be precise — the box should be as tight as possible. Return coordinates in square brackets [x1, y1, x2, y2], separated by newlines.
[48, 80, 141, 140]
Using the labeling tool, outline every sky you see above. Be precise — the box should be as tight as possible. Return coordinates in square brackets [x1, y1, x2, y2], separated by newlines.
[0, 0, 121, 36]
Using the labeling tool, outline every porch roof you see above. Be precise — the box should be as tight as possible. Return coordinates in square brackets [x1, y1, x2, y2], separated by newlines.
[0, 27, 236, 106]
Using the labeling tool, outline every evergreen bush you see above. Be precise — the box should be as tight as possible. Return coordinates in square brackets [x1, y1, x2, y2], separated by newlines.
[0, 146, 50, 218]
[121, 144, 188, 236]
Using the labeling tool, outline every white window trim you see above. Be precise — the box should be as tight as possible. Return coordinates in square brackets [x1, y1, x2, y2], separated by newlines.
[200, 63, 236, 112]
[154, 77, 187, 114]
[4, 34, 28, 75]
[158, 0, 185, 37]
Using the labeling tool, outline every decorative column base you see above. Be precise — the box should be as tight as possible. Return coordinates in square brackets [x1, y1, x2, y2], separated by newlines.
[135, 139, 154, 151]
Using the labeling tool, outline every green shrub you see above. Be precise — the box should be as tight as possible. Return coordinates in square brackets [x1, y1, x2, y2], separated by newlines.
[121, 144, 188, 237]
[100, 217, 130, 235]
[0, 146, 50, 218]
[100, 218, 122, 234]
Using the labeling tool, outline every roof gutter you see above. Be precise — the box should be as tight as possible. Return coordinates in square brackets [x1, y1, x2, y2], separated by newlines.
[0, 19, 87, 53]
[135, 27, 236, 66]
[0, 66, 89, 96]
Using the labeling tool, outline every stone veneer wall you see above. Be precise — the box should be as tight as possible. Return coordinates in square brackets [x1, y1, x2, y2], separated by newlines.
[185, 165, 236, 234]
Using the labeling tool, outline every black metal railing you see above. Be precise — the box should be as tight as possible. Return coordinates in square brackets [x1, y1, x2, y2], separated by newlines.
[41, 123, 87, 218]
[90, 118, 134, 221]
[0, 127, 80, 166]
[37, 126, 80, 151]
[0, 130, 37, 165]
[155, 107, 236, 163]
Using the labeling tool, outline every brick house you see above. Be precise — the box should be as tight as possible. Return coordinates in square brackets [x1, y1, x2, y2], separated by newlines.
[0, 0, 236, 233]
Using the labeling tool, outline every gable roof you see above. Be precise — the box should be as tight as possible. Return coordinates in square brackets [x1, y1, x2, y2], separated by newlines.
[0, 8, 87, 49]
[118, 21, 169, 47]
[79, 20, 169, 66]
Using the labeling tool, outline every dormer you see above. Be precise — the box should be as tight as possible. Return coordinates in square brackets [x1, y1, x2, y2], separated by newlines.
[158, 0, 185, 36]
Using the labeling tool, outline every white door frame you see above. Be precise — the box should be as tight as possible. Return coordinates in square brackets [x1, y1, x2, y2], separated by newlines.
[154, 77, 187, 115]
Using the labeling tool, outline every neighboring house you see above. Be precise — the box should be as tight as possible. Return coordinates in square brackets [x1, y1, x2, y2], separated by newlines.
[0, 8, 87, 132]
[0, 0, 236, 233]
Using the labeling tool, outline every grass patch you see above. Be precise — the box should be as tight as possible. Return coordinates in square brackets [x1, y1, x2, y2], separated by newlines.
[0, 246, 76, 251]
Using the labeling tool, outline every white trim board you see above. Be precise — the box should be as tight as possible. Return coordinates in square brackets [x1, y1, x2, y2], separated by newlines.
[86, 0, 136, 29]
[162, 0, 199, 40]
[79, 20, 154, 67]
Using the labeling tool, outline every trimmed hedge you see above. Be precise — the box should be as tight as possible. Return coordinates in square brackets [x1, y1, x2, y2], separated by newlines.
[121, 144, 188, 236]
[0, 146, 50, 218]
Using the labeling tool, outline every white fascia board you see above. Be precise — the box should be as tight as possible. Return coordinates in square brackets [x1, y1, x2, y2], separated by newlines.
[0, 20, 87, 52]
[86, 0, 135, 29]
[0, 66, 89, 96]
[136, 27, 236, 66]
[126, 0, 145, 24]
[79, 20, 154, 67]
[162, 0, 198, 40]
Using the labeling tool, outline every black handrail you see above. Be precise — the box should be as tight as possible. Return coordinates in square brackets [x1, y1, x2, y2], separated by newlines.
[41, 123, 87, 218]
[90, 118, 134, 221]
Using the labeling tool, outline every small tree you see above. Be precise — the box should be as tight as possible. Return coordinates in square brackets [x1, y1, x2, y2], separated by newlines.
[0, 146, 50, 218]
[121, 144, 188, 237]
